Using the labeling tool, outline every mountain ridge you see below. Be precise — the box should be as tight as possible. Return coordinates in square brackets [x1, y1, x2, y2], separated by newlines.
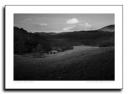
[98, 24, 114, 32]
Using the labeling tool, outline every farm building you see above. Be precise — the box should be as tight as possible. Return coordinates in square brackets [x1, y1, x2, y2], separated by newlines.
[49, 50, 58, 54]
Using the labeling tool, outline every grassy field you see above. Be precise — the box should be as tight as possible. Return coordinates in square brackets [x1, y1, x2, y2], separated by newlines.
[14, 46, 114, 80]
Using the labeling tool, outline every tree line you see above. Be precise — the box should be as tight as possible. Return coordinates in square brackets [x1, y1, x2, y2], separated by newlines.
[14, 27, 51, 54]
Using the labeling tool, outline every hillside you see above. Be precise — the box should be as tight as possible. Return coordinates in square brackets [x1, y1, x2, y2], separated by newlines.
[99, 24, 115, 32]
[14, 24, 114, 55]
[14, 24, 115, 80]
[14, 46, 114, 80]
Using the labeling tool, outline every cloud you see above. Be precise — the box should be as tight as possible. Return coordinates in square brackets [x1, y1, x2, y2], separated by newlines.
[62, 22, 92, 32]
[63, 25, 76, 31]
[21, 18, 33, 24]
[84, 23, 92, 28]
[66, 18, 79, 24]
[40, 23, 48, 26]
[78, 22, 92, 30]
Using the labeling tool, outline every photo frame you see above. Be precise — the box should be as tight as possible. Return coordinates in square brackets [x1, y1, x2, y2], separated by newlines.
[5, 5, 123, 90]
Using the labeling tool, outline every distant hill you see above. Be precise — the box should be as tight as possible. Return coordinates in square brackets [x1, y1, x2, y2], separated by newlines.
[52, 29, 114, 47]
[99, 25, 115, 32]
[14, 25, 114, 54]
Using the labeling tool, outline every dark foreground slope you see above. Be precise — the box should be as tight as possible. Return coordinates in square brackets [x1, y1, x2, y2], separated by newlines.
[14, 47, 114, 80]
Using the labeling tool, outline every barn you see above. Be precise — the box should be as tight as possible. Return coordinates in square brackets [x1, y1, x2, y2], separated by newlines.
[49, 50, 58, 54]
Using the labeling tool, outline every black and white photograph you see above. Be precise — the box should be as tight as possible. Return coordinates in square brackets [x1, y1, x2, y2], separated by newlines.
[5, 6, 122, 89]
[14, 14, 115, 80]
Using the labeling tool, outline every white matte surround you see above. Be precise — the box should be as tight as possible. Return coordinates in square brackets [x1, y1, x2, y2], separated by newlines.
[5, 5, 122, 89]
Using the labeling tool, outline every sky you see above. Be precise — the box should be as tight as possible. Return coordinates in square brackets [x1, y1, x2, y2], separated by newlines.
[14, 14, 114, 33]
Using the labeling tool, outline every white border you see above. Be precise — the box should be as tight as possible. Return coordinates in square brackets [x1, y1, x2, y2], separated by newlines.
[5, 6, 122, 89]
